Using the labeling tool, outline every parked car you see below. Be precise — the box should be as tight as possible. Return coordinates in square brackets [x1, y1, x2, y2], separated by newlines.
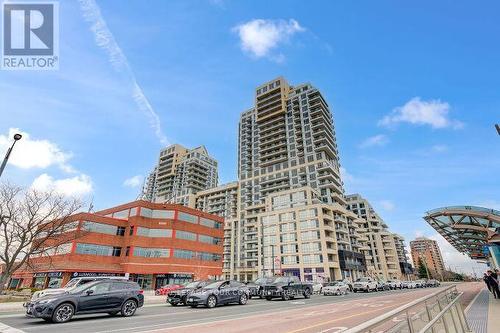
[322, 282, 349, 296]
[185, 280, 249, 308]
[25, 280, 144, 323]
[353, 277, 378, 293]
[246, 277, 277, 299]
[386, 280, 402, 289]
[402, 281, 417, 289]
[167, 280, 213, 306]
[263, 276, 313, 301]
[312, 282, 324, 294]
[376, 280, 390, 291]
[414, 280, 426, 288]
[29, 276, 129, 302]
[336, 279, 353, 292]
[426, 279, 440, 287]
[155, 284, 183, 296]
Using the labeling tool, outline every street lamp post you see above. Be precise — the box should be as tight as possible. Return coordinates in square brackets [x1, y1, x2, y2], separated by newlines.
[0, 133, 22, 179]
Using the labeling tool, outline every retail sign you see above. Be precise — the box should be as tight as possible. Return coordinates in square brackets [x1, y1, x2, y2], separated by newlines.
[156, 273, 192, 278]
[33, 272, 47, 277]
[72, 272, 124, 278]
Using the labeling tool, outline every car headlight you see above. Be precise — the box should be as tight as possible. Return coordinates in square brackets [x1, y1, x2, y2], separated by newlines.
[37, 298, 56, 305]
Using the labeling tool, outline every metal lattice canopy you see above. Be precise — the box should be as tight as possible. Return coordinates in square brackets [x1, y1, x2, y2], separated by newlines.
[424, 206, 500, 260]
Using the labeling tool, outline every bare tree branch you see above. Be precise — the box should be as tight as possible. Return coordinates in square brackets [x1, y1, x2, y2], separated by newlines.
[0, 182, 85, 292]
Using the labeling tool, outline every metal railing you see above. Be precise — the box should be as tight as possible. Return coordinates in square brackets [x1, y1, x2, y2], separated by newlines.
[344, 285, 471, 333]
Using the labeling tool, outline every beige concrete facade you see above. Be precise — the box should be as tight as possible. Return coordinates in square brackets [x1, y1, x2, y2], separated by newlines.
[346, 194, 402, 280]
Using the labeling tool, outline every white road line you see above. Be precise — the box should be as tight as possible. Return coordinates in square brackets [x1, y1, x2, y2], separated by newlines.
[0, 322, 26, 333]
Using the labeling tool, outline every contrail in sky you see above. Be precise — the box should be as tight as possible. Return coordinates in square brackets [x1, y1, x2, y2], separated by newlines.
[78, 0, 169, 146]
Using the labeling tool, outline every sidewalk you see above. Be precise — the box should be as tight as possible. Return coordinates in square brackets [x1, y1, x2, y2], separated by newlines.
[465, 288, 500, 333]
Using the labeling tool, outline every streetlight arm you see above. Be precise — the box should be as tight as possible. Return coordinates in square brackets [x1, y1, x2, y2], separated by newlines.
[0, 141, 16, 179]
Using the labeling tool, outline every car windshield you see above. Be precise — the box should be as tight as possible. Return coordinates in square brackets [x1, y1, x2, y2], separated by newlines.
[69, 281, 99, 294]
[356, 278, 370, 282]
[255, 277, 274, 284]
[274, 277, 290, 283]
[184, 281, 200, 288]
[328, 282, 339, 286]
[204, 281, 225, 289]
[64, 279, 80, 288]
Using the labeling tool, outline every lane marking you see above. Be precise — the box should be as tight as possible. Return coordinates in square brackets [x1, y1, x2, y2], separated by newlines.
[287, 301, 421, 333]
[111, 293, 427, 333]
[0, 322, 26, 333]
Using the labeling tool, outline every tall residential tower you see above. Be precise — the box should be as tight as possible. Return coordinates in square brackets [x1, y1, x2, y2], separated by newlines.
[145, 144, 219, 205]
[230, 77, 361, 281]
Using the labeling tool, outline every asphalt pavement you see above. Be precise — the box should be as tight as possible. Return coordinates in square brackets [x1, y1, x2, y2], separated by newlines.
[0, 284, 479, 333]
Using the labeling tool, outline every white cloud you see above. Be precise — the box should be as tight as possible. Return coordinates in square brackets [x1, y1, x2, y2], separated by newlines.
[340, 166, 354, 183]
[379, 200, 395, 211]
[359, 134, 389, 148]
[431, 144, 448, 153]
[232, 19, 305, 60]
[78, 0, 169, 146]
[31, 173, 93, 197]
[379, 97, 464, 129]
[0, 128, 72, 171]
[476, 200, 500, 210]
[123, 175, 142, 188]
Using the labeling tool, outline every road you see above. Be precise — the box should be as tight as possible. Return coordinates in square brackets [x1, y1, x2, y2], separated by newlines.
[0, 283, 482, 333]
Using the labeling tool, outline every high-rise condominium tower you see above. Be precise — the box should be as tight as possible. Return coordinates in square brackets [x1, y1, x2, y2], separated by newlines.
[145, 144, 218, 205]
[229, 77, 360, 281]
[410, 237, 445, 278]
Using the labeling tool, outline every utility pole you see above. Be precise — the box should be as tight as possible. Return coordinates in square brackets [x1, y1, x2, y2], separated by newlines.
[0, 133, 22, 179]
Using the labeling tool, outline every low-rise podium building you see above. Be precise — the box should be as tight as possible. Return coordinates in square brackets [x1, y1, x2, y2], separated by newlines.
[10, 201, 224, 290]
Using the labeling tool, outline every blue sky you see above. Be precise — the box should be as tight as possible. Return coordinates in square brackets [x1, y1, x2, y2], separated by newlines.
[1, 0, 499, 273]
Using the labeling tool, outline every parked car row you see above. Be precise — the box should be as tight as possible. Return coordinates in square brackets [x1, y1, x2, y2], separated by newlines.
[402, 279, 441, 289]
[24, 275, 442, 323]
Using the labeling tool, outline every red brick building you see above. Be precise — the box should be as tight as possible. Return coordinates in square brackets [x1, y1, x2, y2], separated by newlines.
[11, 200, 224, 290]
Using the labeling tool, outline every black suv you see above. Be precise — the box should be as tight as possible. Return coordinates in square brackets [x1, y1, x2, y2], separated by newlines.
[167, 280, 213, 306]
[263, 276, 313, 301]
[246, 277, 277, 299]
[26, 280, 144, 323]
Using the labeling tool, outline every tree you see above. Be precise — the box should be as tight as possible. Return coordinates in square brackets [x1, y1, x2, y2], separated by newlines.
[417, 257, 432, 279]
[0, 182, 84, 292]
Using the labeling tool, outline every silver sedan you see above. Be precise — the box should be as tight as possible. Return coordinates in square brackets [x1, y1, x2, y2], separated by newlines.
[322, 282, 349, 296]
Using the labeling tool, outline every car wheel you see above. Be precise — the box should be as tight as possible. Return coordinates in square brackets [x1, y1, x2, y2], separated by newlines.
[207, 295, 217, 308]
[303, 288, 311, 299]
[266, 296, 272, 301]
[108, 311, 119, 316]
[121, 299, 138, 317]
[282, 292, 290, 301]
[52, 303, 74, 323]
[170, 302, 177, 307]
[239, 293, 248, 305]
[353, 289, 357, 293]
[335, 289, 341, 296]
[190, 304, 198, 308]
